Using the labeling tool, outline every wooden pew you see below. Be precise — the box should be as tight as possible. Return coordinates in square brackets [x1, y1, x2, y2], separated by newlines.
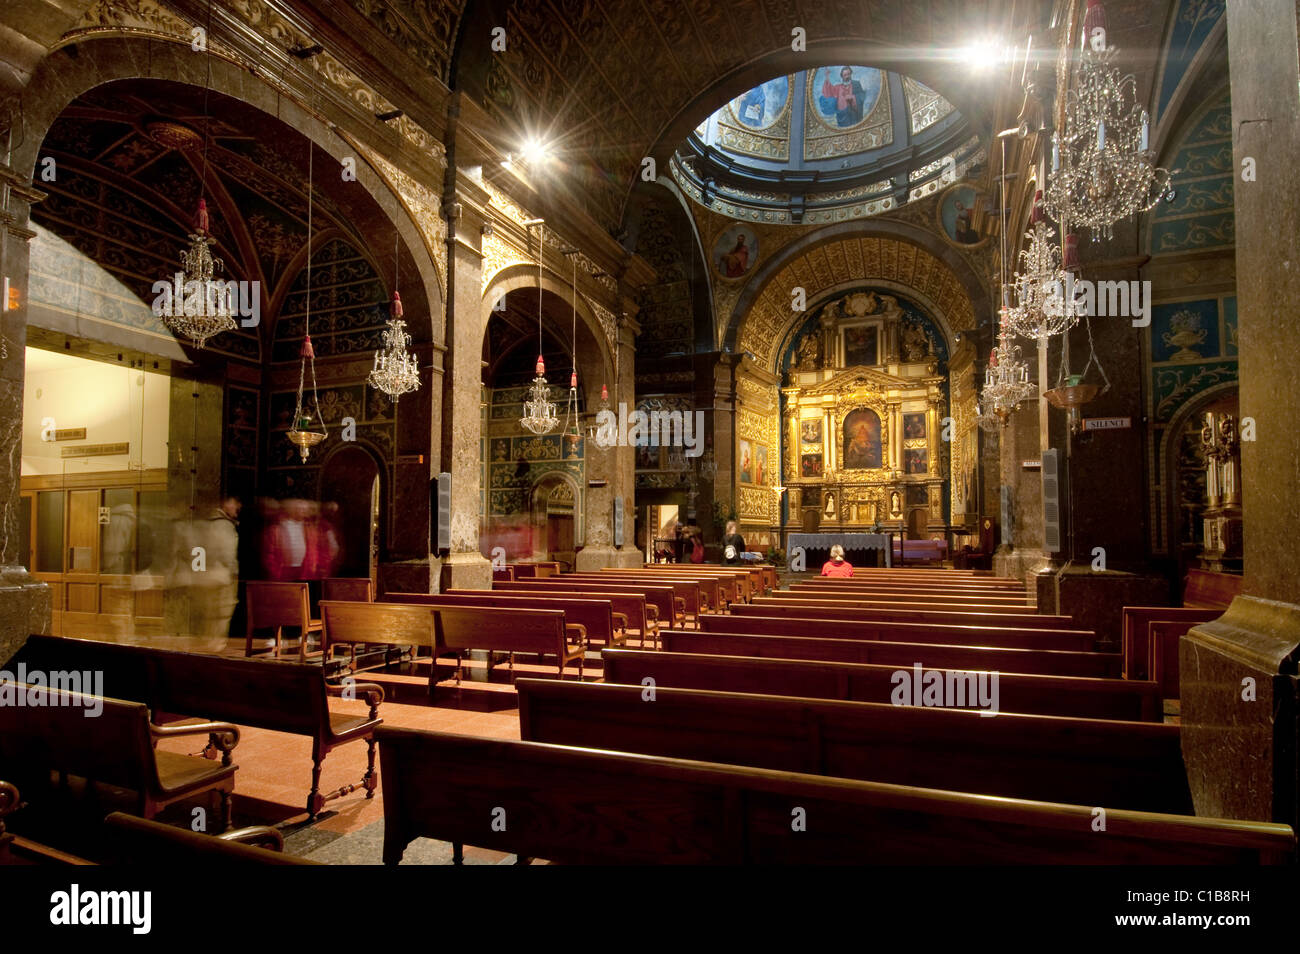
[601, 648, 1163, 722]
[743, 600, 1066, 631]
[491, 584, 656, 647]
[701, 613, 1098, 652]
[441, 590, 626, 647]
[660, 629, 1123, 678]
[433, 605, 586, 681]
[786, 587, 1031, 607]
[594, 569, 730, 610]
[322, 577, 374, 602]
[492, 566, 515, 582]
[495, 579, 674, 635]
[793, 581, 1027, 598]
[102, 813, 321, 866]
[245, 581, 322, 660]
[320, 599, 438, 674]
[562, 573, 706, 625]
[15, 634, 384, 819]
[0, 684, 240, 830]
[387, 591, 617, 649]
[509, 562, 561, 579]
[517, 679, 1192, 813]
[794, 576, 1026, 591]
[636, 564, 756, 601]
[1121, 607, 1221, 682]
[758, 592, 1034, 612]
[376, 728, 1296, 864]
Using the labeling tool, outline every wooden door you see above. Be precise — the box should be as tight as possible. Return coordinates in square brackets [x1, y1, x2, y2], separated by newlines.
[63, 489, 102, 627]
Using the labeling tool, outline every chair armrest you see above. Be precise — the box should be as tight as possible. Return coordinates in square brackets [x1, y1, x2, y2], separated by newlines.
[217, 826, 284, 852]
[674, 597, 686, 619]
[0, 781, 23, 835]
[326, 679, 385, 719]
[611, 612, 628, 631]
[644, 605, 659, 623]
[564, 623, 588, 649]
[151, 722, 241, 766]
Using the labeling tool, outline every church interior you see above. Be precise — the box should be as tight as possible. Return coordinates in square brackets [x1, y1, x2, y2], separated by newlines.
[0, 0, 1298, 888]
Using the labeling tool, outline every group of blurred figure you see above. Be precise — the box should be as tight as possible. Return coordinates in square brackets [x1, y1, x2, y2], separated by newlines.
[655, 517, 706, 564]
[99, 496, 347, 648]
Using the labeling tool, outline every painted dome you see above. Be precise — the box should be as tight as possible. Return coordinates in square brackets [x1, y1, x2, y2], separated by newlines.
[671, 67, 981, 224]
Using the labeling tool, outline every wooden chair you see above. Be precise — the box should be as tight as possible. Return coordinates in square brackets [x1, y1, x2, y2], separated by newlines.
[0, 686, 240, 831]
[245, 581, 322, 660]
[322, 577, 375, 602]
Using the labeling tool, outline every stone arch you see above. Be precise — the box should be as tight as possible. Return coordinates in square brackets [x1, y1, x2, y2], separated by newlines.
[725, 220, 986, 374]
[482, 264, 614, 385]
[528, 468, 585, 554]
[13, 34, 444, 347]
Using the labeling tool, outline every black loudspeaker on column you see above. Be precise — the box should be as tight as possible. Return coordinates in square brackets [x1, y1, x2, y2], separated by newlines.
[613, 497, 624, 546]
[431, 472, 451, 551]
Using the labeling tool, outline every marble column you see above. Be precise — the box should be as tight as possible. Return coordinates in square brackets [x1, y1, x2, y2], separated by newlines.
[0, 163, 51, 666]
[435, 176, 492, 591]
[577, 305, 640, 569]
[1181, 0, 1300, 828]
[991, 400, 1047, 582]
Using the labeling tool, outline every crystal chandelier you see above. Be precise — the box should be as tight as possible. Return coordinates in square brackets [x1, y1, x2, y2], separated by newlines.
[1043, 1, 1173, 241]
[158, 3, 235, 350]
[368, 292, 420, 401]
[160, 198, 237, 349]
[520, 219, 558, 435]
[1003, 192, 1081, 340]
[979, 135, 1037, 428]
[287, 142, 326, 461]
[979, 329, 1037, 428]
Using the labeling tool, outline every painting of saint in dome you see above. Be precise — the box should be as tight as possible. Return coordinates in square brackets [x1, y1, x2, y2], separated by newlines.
[843, 408, 883, 470]
[938, 184, 988, 246]
[730, 76, 789, 130]
[812, 66, 882, 128]
[713, 224, 759, 280]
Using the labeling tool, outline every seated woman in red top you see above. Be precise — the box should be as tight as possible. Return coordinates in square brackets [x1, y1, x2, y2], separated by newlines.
[820, 544, 855, 578]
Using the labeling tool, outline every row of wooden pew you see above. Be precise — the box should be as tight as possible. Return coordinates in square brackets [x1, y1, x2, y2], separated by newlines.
[374, 567, 1294, 864]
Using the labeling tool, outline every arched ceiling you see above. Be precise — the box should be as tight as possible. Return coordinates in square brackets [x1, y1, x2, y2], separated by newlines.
[449, 0, 999, 228]
[736, 234, 976, 370]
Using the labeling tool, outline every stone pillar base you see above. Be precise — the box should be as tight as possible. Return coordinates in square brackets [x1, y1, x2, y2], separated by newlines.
[437, 552, 492, 592]
[1036, 564, 1168, 649]
[1182, 595, 1300, 828]
[992, 547, 1049, 586]
[0, 566, 52, 667]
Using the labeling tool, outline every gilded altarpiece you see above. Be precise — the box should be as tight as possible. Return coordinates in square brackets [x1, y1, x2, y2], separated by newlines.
[779, 292, 949, 536]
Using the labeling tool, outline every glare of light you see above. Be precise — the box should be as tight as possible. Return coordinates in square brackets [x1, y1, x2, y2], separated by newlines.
[959, 36, 1006, 71]
[520, 137, 551, 164]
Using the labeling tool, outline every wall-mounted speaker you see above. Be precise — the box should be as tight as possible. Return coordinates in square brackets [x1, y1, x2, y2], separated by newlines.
[1042, 449, 1061, 553]
[613, 497, 624, 547]
[431, 472, 451, 551]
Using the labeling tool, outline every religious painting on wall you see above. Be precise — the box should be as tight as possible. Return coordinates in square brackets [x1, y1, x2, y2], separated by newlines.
[810, 66, 883, 129]
[842, 408, 883, 470]
[842, 325, 879, 367]
[904, 447, 928, 474]
[800, 453, 824, 478]
[755, 445, 767, 485]
[713, 224, 759, 280]
[730, 76, 790, 130]
[739, 439, 753, 484]
[903, 413, 927, 439]
[937, 183, 989, 246]
[801, 419, 822, 444]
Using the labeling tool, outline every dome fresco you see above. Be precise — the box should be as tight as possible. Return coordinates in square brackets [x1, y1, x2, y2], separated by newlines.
[673, 67, 978, 224]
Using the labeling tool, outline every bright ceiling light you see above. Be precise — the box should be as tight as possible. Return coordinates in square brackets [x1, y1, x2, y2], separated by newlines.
[520, 136, 551, 164]
[960, 37, 1006, 70]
